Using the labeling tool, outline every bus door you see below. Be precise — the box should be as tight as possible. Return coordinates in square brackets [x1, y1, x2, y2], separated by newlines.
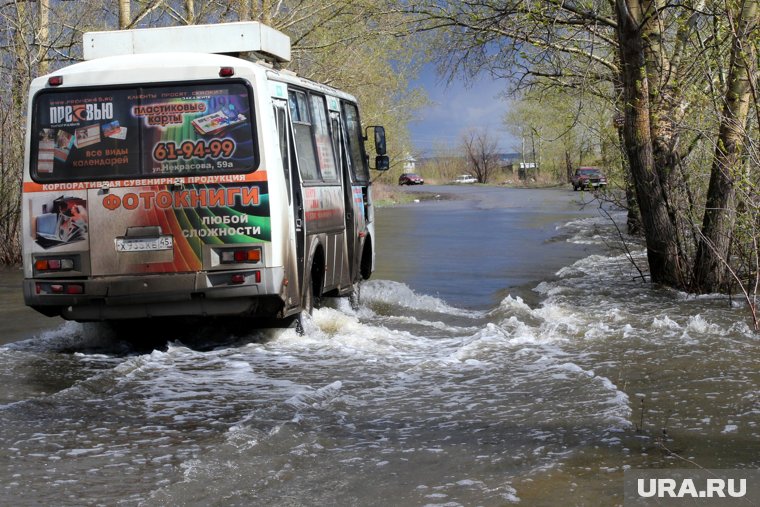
[273, 98, 304, 304]
[329, 110, 359, 282]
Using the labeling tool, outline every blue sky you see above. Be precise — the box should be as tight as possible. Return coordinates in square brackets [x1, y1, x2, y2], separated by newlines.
[408, 64, 518, 156]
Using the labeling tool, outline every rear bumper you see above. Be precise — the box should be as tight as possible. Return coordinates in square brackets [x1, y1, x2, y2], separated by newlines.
[24, 267, 292, 321]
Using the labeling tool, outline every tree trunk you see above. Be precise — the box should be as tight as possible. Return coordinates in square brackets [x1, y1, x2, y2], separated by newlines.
[615, 0, 686, 286]
[692, 0, 758, 292]
[2, 3, 31, 264]
[185, 0, 195, 24]
[615, 120, 642, 235]
[119, 0, 131, 29]
[38, 0, 50, 75]
[625, 180, 643, 236]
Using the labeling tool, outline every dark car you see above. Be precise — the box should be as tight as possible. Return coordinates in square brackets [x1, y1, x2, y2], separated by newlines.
[399, 173, 424, 185]
[571, 167, 608, 191]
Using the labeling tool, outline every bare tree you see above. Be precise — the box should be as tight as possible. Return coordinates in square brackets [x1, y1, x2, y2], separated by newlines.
[461, 128, 499, 183]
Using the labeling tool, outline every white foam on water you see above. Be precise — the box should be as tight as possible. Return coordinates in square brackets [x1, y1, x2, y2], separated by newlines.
[273, 307, 433, 360]
[360, 279, 482, 318]
[501, 485, 521, 503]
[559, 211, 630, 247]
[683, 314, 726, 336]
[285, 380, 344, 411]
[1, 320, 119, 353]
[134, 272, 636, 504]
[6, 209, 758, 507]
[652, 315, 681, 330]
[375, 314, 482, 334]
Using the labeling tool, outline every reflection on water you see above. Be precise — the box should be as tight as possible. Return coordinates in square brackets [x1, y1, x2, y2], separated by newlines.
[0, 266, 64, 343]
[0, 187, 757, 506]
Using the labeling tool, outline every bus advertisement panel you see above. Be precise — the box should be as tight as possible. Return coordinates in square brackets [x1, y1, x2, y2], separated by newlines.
[26, 82, 270, 275]
[31, 81, 258, 179]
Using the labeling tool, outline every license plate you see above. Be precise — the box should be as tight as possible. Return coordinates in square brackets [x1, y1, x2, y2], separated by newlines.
[115, 236, 173, 252]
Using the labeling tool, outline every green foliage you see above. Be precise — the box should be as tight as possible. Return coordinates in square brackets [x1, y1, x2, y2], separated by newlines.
[406, 0, 759, 301]
[0, 1, 427, 262]
[504, 89, 623, 184]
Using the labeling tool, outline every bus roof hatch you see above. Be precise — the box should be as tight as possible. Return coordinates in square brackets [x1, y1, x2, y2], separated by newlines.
[83, 22, 291, 63]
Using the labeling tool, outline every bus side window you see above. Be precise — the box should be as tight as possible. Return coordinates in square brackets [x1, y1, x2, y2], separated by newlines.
[342, 102, 370, 183]
[288, 90, 320, 181]
[330, 115, 347, 178]
[309, 95, 338, 181]
[273, 103, 291, 203]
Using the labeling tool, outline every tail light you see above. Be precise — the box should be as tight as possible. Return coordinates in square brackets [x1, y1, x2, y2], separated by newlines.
[220, 247, 262, 264]
[66, 284, 84, 294]
[36, 282, 85, 295]
[34, 257, 75, 272]
[230, 271, 261, 285]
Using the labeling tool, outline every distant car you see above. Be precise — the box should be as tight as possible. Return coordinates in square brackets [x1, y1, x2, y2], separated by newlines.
[571, 167, 608, 191]
[453, 174, 478, 184]
[399, 173, 424, 185]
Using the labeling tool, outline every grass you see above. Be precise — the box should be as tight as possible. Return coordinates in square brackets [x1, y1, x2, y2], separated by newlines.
[371, 175, 568, 207]
[371, 182, 438, 207]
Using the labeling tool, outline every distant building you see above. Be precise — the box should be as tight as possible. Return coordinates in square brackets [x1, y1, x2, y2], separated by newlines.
[504, 160, 539, 180]
[403, 154, 416, 172]
[498, 153, 522, 167]
[517, 162, 538, 180]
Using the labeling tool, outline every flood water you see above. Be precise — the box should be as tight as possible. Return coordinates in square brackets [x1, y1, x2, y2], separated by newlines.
[1, 186, 757, 506]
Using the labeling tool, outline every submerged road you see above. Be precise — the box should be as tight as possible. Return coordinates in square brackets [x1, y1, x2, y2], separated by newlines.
[1, 185, 757, 506]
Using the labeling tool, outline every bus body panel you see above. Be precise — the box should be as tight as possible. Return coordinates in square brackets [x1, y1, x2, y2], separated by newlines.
[22, 41, 377, 322]
[81, 177, 271, 276]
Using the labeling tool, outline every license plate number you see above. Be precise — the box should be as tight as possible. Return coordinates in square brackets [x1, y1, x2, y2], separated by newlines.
[116, 236, 173, 252]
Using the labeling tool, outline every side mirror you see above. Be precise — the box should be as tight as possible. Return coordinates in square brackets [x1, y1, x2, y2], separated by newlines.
[373, 126, 387, 156]
[375, 155, 390, 171]
[364, 125, 387, 156]
[364, 125, 389, 171]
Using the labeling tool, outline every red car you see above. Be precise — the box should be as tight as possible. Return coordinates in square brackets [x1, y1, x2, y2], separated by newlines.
[399, 173, 424, 185]
[571, 167, 607, 191]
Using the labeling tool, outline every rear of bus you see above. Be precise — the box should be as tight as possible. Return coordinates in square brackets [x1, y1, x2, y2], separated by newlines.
[21, 24, 294, 321]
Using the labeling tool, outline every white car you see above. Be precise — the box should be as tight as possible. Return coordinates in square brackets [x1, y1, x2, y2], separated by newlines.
[453, 174, 478, 184]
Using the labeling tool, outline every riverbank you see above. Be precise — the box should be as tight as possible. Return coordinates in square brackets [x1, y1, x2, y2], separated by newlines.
[372, 179, 571, 207]
[371, 182, 449, 207]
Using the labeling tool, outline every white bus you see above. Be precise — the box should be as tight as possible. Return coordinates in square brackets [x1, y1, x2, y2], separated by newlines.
[21, 22, 388, 326]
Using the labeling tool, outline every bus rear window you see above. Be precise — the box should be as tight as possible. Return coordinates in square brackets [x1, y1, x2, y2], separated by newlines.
[31, 81, 258, 182]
